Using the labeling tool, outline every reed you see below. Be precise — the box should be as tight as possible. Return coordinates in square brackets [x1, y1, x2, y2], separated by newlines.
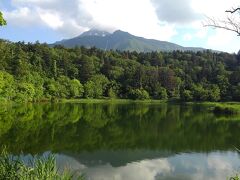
[0, 149, 84, 180]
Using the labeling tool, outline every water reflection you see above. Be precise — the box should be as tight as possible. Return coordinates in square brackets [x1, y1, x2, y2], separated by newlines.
[0, 102, 240, 179]
[56, 151, 240, 180]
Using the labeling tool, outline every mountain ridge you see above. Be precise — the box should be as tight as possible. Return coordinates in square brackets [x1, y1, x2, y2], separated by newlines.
[53, 29, 205, 52]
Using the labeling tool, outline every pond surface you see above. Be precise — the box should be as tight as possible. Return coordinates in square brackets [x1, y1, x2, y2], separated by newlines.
[0, 102, 240, 179]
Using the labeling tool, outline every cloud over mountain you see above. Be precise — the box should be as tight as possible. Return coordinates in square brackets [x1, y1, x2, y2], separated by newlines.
[0, 0, 239, 52]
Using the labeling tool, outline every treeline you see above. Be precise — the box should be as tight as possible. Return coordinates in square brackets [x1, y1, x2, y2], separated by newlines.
[0, 39, 240, 102]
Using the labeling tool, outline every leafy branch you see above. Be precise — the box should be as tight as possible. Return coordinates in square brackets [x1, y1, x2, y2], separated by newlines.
[0, 11, 6, 26]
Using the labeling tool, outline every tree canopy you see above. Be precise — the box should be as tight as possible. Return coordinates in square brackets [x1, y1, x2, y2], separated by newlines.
[0, 40, 239, 102]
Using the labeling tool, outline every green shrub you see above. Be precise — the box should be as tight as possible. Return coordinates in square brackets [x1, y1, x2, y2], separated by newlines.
[181, 90, 193, 101]
[153, 86, 168, 100]
[128, 88, 150, 100]
[229, 174, 239, 180]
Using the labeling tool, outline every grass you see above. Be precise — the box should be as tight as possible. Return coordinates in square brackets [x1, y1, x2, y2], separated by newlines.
[185, 102, 240, 115]
[0, 149, 84, 180]
[59, 98, 167, 104]
[213, 104, 240, 115]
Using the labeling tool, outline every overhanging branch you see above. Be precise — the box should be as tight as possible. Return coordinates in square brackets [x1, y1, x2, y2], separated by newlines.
[226, 8, 240, 14]
[204, 6, 240, 36]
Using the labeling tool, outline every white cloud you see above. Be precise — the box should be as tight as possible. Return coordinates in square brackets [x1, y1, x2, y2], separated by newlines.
[81, 0, 177, 41]
[207, 155, 232, 171]
[54, 152, 240, 180]
[192, 0, 239, 17]
[151, 0, 201, 24]
[207, 29, 239, 53]
[3, 7, 41, 27]
[85, 159, 172, 180]
[5, 0, 94, 38]
[2, 0, 178, 41]
[54, 154, 173, 180]
[39, 11, 63, 30]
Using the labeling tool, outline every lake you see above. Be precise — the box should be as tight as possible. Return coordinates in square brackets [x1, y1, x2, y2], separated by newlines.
[0, 102, 240, 179]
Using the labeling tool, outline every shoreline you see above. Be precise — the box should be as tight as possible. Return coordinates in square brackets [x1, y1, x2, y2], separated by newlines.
[1, 99, 240, 114]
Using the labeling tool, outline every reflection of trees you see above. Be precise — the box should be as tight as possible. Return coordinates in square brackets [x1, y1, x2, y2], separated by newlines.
[0, 103, 240, 154]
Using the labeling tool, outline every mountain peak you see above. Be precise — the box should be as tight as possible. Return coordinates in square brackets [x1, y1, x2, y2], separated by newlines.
[80, 29, 111, 37]
[113, 30, 131, 36]
[53, 29, 205, 52]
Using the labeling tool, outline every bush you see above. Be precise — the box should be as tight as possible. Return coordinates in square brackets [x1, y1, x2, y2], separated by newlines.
[14, 83, 35, 103]
[181, 90, 193, 101]
[128, 88, 150, 100]
[69, 79, 84, 98]
[153, 86, 168, 100]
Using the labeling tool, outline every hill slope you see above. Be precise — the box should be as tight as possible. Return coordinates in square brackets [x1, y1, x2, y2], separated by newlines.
[53, 29, 204, 52]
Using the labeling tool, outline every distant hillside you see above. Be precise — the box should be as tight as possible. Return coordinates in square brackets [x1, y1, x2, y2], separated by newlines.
[53, 29, 205, 52]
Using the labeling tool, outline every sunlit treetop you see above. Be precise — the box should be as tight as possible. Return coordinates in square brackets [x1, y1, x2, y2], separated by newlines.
[0, 11, 7, 26]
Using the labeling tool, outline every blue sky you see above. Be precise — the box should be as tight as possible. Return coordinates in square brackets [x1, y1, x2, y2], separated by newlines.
[0, 0, 239, 53]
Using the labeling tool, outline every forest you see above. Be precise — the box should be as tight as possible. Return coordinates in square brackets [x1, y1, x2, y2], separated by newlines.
[0, 39, 240, 103]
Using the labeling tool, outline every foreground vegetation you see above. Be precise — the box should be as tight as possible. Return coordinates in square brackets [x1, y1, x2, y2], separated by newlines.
[185, 102, 240, 114]
[0, 40, 240, 103]
[213, 103, 240, 114]
[0, 150, 83, 180]
[230, 175, 240, 180]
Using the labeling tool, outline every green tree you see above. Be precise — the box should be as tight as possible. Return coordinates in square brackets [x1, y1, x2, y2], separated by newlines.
[208, 85, 221, 102]
[90, 74, 109, 98]
[153, 84, 168, 100]
[0, 12, 6, 26]
[108, 87, 117, 99]
[192, 84, 208, 101]
[69, 79, 84, 98]
[44, 79, 59, 98]
[20, 72, 44, 101]
[84, 81, 95, 98]
[79, 55, 95, 82]
[231, 85, 240, 101]
[0, 71, 15, 100]
[56, 76, 71, 98]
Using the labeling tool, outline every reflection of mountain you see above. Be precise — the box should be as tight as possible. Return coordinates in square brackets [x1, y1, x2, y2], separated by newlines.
[55, 152, 240, 180]
[0, 103, 240, 155]
[63, 150, 173, 167]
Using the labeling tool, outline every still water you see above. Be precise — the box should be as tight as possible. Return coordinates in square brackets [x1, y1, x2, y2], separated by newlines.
[0, 102, 240, 179]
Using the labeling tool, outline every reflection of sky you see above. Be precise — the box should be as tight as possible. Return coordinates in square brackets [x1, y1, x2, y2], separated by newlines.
[55, 151, 240, 180]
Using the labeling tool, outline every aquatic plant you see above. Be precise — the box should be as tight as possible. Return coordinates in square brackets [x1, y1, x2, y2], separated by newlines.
[0, 149, 84, 180]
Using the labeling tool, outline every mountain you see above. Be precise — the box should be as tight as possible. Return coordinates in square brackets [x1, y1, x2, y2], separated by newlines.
[53, 29, 205, 52]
